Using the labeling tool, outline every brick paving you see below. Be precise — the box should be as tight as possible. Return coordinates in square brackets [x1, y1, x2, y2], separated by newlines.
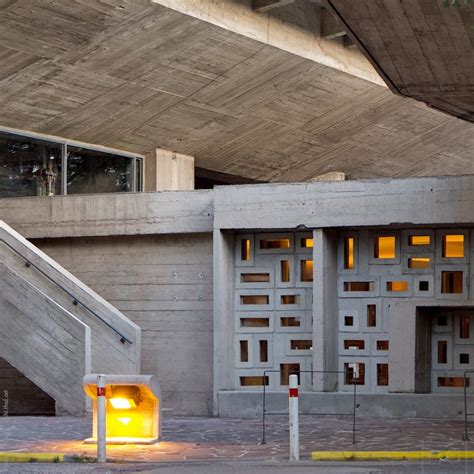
[0, 415, 473, 462]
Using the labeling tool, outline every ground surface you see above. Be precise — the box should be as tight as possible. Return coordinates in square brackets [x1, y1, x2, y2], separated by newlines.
[1, 415, 474, 472]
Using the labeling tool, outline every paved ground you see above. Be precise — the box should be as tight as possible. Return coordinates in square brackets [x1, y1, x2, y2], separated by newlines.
[0, 415, 474, 465]
[2, 460, 474, 473]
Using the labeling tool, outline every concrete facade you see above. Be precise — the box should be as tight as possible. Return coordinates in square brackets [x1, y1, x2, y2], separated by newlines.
[3, 175, 474, 418]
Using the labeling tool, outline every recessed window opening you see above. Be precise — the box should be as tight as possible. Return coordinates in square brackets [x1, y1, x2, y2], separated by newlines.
[344, 281, 374, 292]
[442, 234, 464, 258]
[240, 340, 249, 362]
[438, 340, 447, 364]
[240, 318, 269, 328]
[409, 235, 431, 246]
[280, 363, 300, 385]
[240, 376, 268, 386]
[300, 260, 313, 282]
[240, 295, 269, 305]
[438, 377, 468, 388]
[344, 316, 354, 327]
[460, 315, 470, 339]
[280, 317, 301, 327]
[281, 295, 298, 305]
[441, 271, 463, 294]
[259, 340, 268, 362]
[281, 260, 290, 283]
[386, 281, 408, 292]
[367, 304, 376, 327]
[344, 340, 365, 350]
[377, 340, 389, 351]
[241, 273, 270, 283]
[377, 364, 389, 386]
[241, 239, 251, 261]
[260, 238, 291, 250]
[374, 236, 396, 259]
[419, 281, 429, 292]
[344, 236, 355, 269]
[301, 238, 313, 248]
[344, 363, 365, 385]
[460, 354, 470, 364]
[437, 315, 448, 326]
[408, 257, 431, 269]
[291, 340, 312, 350]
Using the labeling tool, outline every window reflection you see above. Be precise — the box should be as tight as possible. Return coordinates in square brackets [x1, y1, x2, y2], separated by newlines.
[0, 132, 62, 197]
[67, 147, 133, 195]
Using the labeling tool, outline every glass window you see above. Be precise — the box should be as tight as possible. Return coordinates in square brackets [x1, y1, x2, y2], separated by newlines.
[0, 132, 62, 198]
[67, 146, 133, 195]
[374, 236, 396, 259]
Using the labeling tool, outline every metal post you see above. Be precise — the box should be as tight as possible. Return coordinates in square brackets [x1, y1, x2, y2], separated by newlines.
[261, 372, 267, 444]
[289, 374, 299, 462]
[97, 374, 106, 463]
[464, 371, 469, 441]
[352, 381, 357, 445]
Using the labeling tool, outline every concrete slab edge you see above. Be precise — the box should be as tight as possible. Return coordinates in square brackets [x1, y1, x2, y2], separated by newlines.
[311, 451, 474, 461]
[0, 452, 66, 463]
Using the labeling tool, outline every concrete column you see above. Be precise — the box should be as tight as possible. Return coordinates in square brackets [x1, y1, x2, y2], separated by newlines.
[312, 229, 338, 391]
[145, 148, 194, 191]
[213, 230, 235, 415]
[388, 301, 417, 393]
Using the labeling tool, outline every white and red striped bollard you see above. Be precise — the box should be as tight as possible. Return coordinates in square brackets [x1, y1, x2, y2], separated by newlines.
[288, 374, 299, 461]
[97, 374, 106, 463]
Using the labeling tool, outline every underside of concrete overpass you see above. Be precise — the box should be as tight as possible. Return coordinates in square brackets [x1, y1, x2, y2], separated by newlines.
[0, 0, 472, 183]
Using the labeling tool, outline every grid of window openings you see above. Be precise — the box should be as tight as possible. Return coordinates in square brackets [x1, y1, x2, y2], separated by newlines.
[338, 229, 471, 393]
[234, 233, 313, 390]
[0, 129, 143, 198]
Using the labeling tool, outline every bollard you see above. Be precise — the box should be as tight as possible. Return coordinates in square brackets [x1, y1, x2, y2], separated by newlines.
[288, 374, 299, 461]
[97, 374, 106, 463]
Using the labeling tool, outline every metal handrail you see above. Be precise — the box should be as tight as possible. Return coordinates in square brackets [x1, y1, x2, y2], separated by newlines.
[463, 370, 474, 440]
[260, 369, 358, 445]
[0, 238, 132, 344]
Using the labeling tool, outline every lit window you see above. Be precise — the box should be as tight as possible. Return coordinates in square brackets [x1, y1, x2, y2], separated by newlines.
[281, 260, 290, 283]
[260, 238, 290, 250]
[241, 239, 251, 261]
[281, 295, 298, 305]
[240, 376, 268, 386]
[408, 257, 430, 269]
[409, 235, 430, 246]
[386, 281, 408, 292]
[280, 317, 300, 327]
[438, 377, 468, 388]
[301, 238, 313, 248]
[374, 236, 396, 259]
[240, 295, 269, 305]
[344, 236, 355, 269]
[442, 234, 464, 258]
[300, 259, 313, 282]
[343, 281, 374, 292]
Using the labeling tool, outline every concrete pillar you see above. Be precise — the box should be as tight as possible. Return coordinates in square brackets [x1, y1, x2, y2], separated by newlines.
[212, 230, 235, 415]
[145, 148, 194, 191]
[388, 301, 417, 393]
[312, 229, 338, 391]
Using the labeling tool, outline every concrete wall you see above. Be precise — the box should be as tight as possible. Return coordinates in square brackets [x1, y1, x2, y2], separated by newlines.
[35, 233, 214, 416]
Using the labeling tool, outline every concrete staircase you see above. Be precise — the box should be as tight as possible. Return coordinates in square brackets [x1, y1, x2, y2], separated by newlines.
[0, 221, 141, 415]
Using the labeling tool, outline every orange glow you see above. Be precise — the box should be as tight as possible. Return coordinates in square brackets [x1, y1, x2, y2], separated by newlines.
[109, 398, 136, 409]
[301, 238, 313, 248]
[386, 281, 408, 292]
[375, 236, 396, 259]
[118, 417, 132, 425]
[409, 235, 430, 246]
[408, 257, 431, 269]
[443, 234, 464, 258]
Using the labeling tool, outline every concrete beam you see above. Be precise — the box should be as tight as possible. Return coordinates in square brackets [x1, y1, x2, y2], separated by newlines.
[320, 6, 346, 39]
[151, 0, 383, 86]
[253, 0, 295, 13]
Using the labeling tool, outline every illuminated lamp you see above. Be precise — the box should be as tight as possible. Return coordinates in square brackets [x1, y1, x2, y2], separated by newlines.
[83, 374, 161, 445]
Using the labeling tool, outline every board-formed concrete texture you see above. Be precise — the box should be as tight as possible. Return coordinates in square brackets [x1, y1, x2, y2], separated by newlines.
[4, 174, 474, 417]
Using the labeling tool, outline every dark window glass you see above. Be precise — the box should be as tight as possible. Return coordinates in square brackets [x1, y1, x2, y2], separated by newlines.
[0, 132, 62, 198]
[67, 146, 133, 194]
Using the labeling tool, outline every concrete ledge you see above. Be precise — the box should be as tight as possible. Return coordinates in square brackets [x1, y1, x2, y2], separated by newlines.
[218, 391, 471, 419]
[0, 452, 65, 463]
[311, 451, 474, 461]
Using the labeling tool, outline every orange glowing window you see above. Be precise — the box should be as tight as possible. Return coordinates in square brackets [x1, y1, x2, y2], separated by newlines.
[260, 238, 290, 250]
[281, 260, 290, 282]
[300, 260, 313, 282]
[408, 257, 430, 269]
[442, 234, 464, 258]
[280, 317, 301, 327]
[240, 376, 268, 386]
[344, 236, 355, 269]
[386, 281, 408, 292]
[241, 273, 270, 283]
[301, 238, 313, 248]
[241, 239, 251, 261]
[109, 398, 136, 410]
[409, 235, 430, 246]
[441, 271, 463, 294]
[240, 295, 269, 305]
[374, 236, 396, 259]
[438, 377, 468, 388]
